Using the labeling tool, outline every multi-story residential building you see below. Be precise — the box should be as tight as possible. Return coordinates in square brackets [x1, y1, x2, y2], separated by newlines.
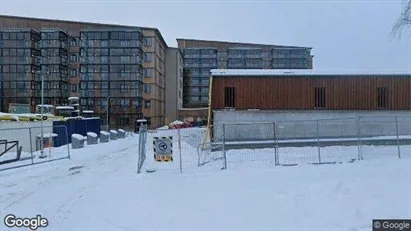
[0, 15, 168, 129]
[165, 47, 183, 124]
[0, 29, 41, 113]
[177, 39, 314, 121]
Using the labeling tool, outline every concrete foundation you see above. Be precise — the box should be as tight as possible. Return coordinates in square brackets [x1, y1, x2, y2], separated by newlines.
[0, 121, 54, 152]
[212, 110, 411, 142]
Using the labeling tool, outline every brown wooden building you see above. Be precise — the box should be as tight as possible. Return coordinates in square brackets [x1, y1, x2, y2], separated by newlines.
[208, 69, 411, 142]
[210, 69, 411, 111]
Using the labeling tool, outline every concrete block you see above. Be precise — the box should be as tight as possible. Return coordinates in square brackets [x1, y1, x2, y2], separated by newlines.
[118, 129, 126, 139]
[72, 133, 85, 149]
[110, 130, 118, 140]
[100, 131, 110, 143]
[87, 132, 98, 145]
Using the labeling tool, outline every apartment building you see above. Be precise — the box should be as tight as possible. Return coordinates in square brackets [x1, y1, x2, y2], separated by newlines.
[165, 47, 183, 124]
[177, 38, 314, 121]
[0, 15, 168, 129]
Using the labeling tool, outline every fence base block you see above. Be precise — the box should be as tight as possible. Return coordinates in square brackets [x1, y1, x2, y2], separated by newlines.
[145, 168, 156, 173]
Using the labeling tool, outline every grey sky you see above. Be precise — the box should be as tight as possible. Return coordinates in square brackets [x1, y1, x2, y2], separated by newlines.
[1, 0, 410, 70]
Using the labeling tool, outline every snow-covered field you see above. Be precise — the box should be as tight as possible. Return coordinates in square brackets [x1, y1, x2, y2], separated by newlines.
[0, 127, 410, 231]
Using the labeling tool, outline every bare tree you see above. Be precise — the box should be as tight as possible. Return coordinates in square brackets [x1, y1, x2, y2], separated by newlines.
[391, 0, 411, 39]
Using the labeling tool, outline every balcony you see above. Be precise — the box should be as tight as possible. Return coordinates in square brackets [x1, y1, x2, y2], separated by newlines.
[245, 49, 263, 58]
[200, 49, 217, 58]
[227, 51, 246, 58]
[199, 63, 217, 68]
[185, 63, 200, 68]
[184, 54, 200, 59]
[227, 63, 245, 69]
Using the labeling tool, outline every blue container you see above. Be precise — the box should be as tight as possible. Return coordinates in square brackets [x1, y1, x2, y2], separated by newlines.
[73, 119, 88, 136]
[52, 118, 101, 146]
[86, 118, 101, 137]
[52, 120, 71, 147]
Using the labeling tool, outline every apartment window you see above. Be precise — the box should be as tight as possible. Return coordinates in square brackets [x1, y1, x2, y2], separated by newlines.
[144, 37, 152, 47]
[377, 87, 388, 108]
[70, 69, 77, 77]
[315, 87, 326, 108]
[145, 69, 152, 78]
[120, 56, 130, 62]
[144, 100, 151, 108]
[144, 53, 152, 62]
[70, 54, 77, 62]
[119, 117, 131, 125]
[70, 38, 77, 47]
[144, 84, 152, 93]
[224, 87, 236, 108]
[71, 84, 77, 92]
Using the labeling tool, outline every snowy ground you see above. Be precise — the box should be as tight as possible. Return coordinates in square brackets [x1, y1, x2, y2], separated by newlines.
[0, 128, 410, 231]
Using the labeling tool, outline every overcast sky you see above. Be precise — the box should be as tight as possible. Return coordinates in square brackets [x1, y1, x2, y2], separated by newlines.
[1, 0, 410, 70]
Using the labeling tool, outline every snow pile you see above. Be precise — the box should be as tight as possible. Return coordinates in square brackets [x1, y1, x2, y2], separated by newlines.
[157, 125, 169, 130]
[109, 130, 118, 134]
[56, 106, 74, 110]
[118, 129, 125, 133]
[169, 120, 185, 125]
[87, 132, 98, 138]
[100, 131, 110, 136]
[36, 133, 58, 138]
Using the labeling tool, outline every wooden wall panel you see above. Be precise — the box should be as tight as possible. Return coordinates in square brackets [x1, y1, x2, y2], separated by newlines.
[211, 75, 411, 110]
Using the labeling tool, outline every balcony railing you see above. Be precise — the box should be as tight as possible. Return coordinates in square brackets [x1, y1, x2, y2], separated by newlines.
[184, 54, 200, 58]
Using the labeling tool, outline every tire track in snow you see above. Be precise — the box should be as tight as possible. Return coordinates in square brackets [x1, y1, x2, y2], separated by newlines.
[1, 144, 139, 211]
[48, 145, 139, 228]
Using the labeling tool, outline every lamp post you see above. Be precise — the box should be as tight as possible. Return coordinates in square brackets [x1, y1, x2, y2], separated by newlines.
[39, 65, 46, 159]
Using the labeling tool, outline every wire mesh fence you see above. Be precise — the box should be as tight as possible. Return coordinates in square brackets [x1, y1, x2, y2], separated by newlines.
[213, 116, 411, 169]
[135, 115, 411, 173]
[137, 125, 147, 174]
[0, 124, 70, 171]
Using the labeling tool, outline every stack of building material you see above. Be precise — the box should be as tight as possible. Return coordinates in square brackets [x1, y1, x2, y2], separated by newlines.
[72, 134, 85, 149]
[118, 129, 126, 139]
[87, 132, 98, 145]
[110, 130, 118, 140]
[100, 131, 110, 143]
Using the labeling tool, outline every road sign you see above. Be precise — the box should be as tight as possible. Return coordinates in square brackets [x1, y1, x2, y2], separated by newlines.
[153, 136, 173, 162]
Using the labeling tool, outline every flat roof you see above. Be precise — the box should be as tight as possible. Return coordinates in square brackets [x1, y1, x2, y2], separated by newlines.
[210, 69, 411, 76]
[177, 38, 313, 49]
[0, 14, 168, 48]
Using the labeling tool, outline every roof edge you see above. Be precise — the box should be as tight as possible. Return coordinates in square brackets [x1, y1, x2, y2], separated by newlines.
[210, 69, 411, 76]
[176, 38, 313, 49]
[0, 14, 168, 47]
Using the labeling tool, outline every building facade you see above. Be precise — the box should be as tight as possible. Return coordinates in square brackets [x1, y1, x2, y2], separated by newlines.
[0, 15, 167, 129]
[176, 38, 314, 121]
[165, 47, 183, 124]
[209, 69, 411, 142]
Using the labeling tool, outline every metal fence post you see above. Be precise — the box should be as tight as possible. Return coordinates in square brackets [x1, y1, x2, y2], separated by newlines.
[395, 116, 401, 159]
[222, 124, 227, 170]
[355, 117, 362, 160]
[316, 120, 322, 164]
[273, 122, 279, 166]
[137, 130, 141, 174]
[178, 128, 183, 174]
[64, 125, 71, 159]
[29, 128, 34, 165]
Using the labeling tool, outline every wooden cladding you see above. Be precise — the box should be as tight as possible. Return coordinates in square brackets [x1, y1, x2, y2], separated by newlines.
[314, 87, 326, 108]
[211, 76, 411, 110]
[377, 87, 388, 109]
[224, 87, 236, 108]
